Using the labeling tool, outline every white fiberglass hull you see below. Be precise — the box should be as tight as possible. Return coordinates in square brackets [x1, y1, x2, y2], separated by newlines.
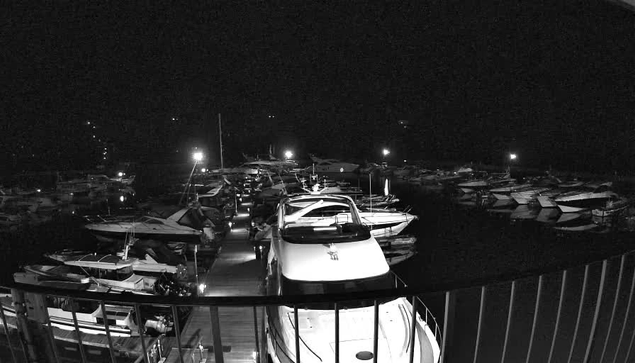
[265, 298, 440, 363]
[537, 196, 558, 208]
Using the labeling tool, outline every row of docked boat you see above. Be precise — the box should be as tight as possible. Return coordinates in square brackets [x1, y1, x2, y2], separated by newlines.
[243, 171, 420, 266]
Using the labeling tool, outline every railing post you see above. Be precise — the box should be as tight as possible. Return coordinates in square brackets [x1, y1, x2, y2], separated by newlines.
[134, 304, 149, 363]
[69, 298, 88, 363]
[99, 301, 117, 363]
[261, 306, 268, 363]
[611, 264, 635, 363]
[525, 275, 543, 363]
[11, 289, 39, 363]
[41, 295, 60, 363]
[473, 286, 486, 363]
[210, 306, 225, 363]
[567, 264, 590, 363]
[500, 280, 516, 363]
[335, 302, 340, 363]
[294, 305, 301, 363]
[599, 255, 626, 363]
[170, 306, 185, 363]
[373, 300, 379, 363]
[0, 298, 18, 363]
[253, 306, 261, 363]
[409, 296, 418, 363]
[583, 259, 608, 363]
[440, 290, 455, 363]
[548, 269, 568, 363]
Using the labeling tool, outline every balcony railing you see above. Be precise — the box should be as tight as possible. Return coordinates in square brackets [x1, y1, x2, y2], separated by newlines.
[2, 250, 635, 363]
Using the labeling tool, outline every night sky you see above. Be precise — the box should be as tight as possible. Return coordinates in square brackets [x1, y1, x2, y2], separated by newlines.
[2, 1, 635, 173]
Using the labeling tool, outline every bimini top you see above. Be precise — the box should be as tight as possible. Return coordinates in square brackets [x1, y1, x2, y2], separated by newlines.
[279, 194, 371, 244]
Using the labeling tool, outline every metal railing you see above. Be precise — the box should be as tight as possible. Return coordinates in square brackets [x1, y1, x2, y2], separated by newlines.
[3, 250, 635, 363]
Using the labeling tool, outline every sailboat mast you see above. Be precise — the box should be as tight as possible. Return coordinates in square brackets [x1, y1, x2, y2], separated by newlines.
[219, 113, 224, 170]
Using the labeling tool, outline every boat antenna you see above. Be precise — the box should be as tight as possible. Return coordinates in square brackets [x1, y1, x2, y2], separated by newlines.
[369, 171, 373, 210]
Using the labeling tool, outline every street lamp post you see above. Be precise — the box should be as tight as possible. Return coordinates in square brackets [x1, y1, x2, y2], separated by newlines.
[180, 151, 204, 206]
[508, 153, 517, 176]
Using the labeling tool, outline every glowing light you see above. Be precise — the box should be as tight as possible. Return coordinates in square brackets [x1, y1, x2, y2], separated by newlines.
[403, 159, 407, 163]
[198, 284, 206, 293]
[382, 148, 390, 156]
[284, 150, 293, 159]
[118, 172, 124, 177]
[193, 152, 204, 162]
[509, 153, 517, 161]
[119, 195, 125, 203]
[201, 168, 207, 173]
[36, 189, 41, 193]
[228, 221, 233, 229]
[339, 167, 344, 173]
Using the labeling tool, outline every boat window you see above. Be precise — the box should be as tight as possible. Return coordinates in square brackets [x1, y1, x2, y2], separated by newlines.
[199, 197, 220, 208]
[143, 218, 164, 224]
[177, 209, 204, 229]
[281, 272, 396, 309]
[281, 223, 370, 243]
[303, 206, 350, 218]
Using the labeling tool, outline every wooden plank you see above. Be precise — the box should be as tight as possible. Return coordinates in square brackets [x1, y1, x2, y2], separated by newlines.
[178, 200, 267, 362]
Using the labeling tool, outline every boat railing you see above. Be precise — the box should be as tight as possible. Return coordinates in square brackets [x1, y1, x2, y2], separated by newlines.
[83, 214, 137, 224]
[394, 273, 443, 345]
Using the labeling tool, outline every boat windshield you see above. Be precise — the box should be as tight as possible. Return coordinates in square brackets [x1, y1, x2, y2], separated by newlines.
[75, 265, 134, 281]
[281, 272, 395, 309]
[282, 223, 370, 244]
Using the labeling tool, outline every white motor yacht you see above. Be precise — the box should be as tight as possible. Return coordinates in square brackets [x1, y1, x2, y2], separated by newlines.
[265, 194, 440, 363]
[308, 155, 360, 173]
[85, 207, 215, 243]
[555, 183, 617, 213]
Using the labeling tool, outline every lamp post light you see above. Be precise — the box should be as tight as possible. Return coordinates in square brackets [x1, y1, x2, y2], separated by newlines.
[508, 153, 517, 176]
[180, 151, 204, 206]
[382, 148, 390, 157]
[284, 150, 293, 160]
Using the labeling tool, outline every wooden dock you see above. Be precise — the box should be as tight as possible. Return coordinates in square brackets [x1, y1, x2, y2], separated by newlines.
[167, 200, 266, 363]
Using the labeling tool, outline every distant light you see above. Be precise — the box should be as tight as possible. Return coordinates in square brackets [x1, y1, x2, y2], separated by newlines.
[118, 172, 124, 177]
[87, 121, 91, 125]
[201, 168, 207, 173]
[92, 135, 96, 138]
[340, 167, 344, 173]
[193, 152, 204, 162]
[382, 148, 390, 156]
[119, 195, 125, 202]
[36, 189, 41, 193]
[228, 221, 233, 229]
[198, 283, 206, 293]
[403, 159, 407, 163]
[510, 153, 517, 161]
[284, 150, 293, 159]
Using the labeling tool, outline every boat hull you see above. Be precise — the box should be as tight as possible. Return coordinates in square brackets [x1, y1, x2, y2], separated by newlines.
[86, 228, 203, 243]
